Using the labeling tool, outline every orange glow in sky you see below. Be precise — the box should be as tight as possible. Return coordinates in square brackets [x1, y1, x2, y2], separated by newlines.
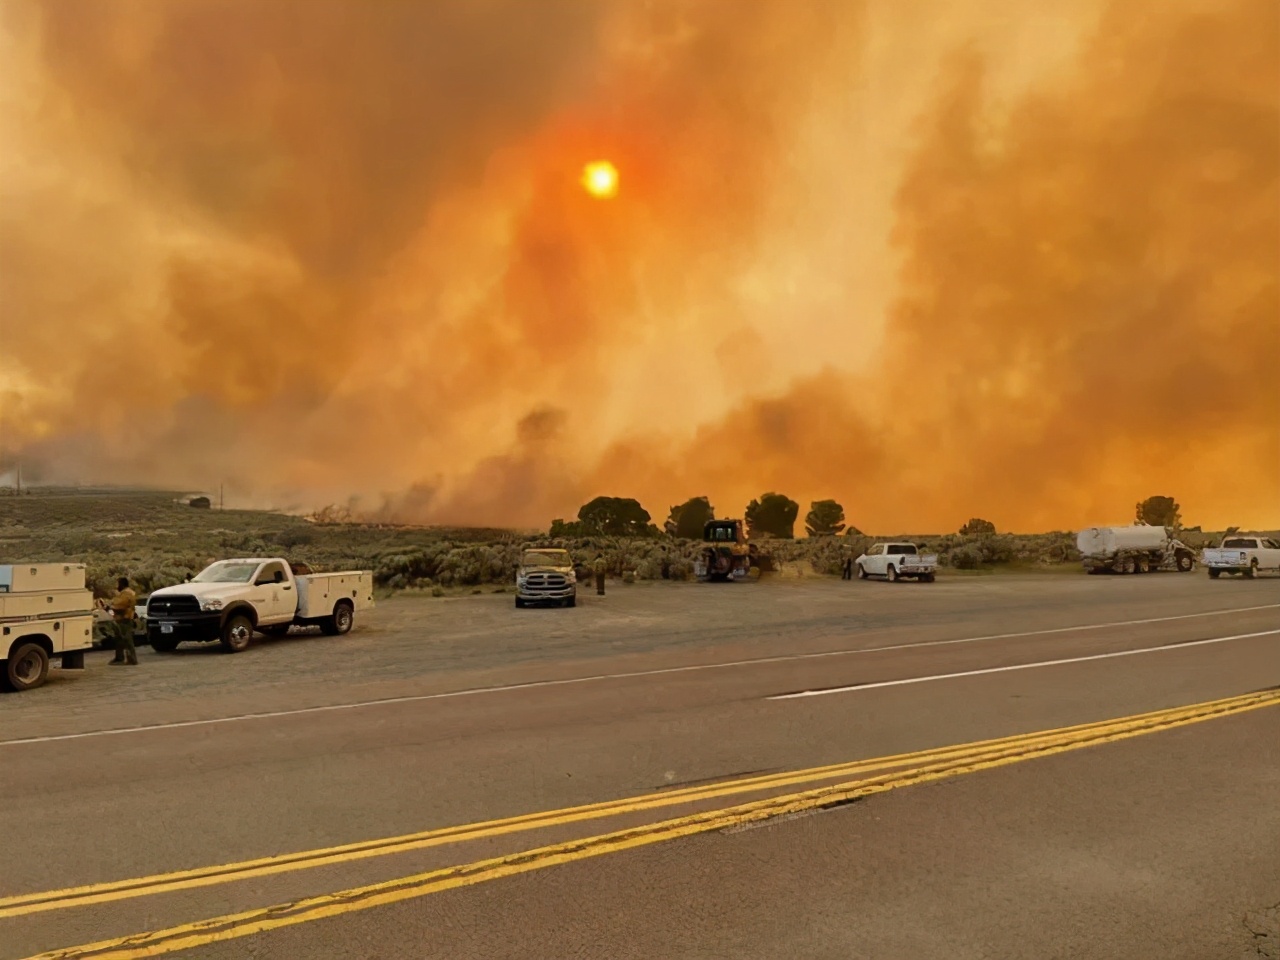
[581, 160, 619, 198]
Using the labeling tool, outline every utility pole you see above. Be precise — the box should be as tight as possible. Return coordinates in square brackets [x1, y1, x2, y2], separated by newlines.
[219, 482, 224, 510]
[15, 462, 20, 496]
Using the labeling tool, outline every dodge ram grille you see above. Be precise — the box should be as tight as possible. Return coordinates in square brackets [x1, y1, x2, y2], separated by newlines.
[146, 595, 202, 617]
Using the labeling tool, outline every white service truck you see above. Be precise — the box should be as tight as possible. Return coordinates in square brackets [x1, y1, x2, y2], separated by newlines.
[145, 558, 374, 653]
[0, 563, 96, 692]
[1076, 525, 1196, 574]
[855, 543, 938, 582]
[1202, 535, 1280, 579]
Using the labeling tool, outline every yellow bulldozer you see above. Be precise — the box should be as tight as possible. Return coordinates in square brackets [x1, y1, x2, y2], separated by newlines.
[694, 519, 773, 581]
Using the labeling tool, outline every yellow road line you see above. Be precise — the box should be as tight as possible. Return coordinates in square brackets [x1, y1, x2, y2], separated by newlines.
[2, 690, 1265, 919]
[20, 689, 1280, 960]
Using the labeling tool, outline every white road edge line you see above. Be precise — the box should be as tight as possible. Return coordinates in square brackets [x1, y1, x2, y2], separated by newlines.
[3, 604, 1278, 748]
[768, 629, 1280, 699]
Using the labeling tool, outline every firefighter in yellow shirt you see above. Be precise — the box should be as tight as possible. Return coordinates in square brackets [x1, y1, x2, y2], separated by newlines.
[106, 576, 139, 665]
[593, 554, 607, 596]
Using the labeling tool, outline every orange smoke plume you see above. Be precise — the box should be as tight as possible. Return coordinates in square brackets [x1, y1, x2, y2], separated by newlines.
[0, 0, 1276, 531]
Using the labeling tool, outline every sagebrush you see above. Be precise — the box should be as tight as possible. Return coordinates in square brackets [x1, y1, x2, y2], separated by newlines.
[0, 489, 1246, 597]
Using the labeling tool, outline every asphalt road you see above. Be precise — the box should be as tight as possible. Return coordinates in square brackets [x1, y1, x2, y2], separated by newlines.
[1, 572, 1278, 959]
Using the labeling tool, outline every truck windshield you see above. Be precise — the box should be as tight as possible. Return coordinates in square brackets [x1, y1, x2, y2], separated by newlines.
[193, 562, 260, 583]
[1222, 539, 1257, 548]
[522, 551, 571, 568]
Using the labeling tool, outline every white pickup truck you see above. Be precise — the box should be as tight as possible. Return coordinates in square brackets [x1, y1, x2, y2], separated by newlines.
[145, 558, 374, 652]
[515, 549, 577, 607]
[855, 543, 938, 582]
[1, 563, 96, 692]
[1202, 535, 1280, 579]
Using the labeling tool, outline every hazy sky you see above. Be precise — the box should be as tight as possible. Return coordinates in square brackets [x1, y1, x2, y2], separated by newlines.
[1, 0, 1276, 531]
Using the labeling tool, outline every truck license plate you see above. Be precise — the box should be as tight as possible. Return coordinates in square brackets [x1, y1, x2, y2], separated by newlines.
[160, 624, 175, 634]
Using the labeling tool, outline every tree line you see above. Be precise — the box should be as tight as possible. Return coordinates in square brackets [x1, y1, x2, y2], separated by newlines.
[549, 493, 846, 540]
[549, 494, 1189, 541]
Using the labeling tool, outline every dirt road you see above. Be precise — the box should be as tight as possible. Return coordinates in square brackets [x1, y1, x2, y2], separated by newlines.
[2, 573, 1278, 959]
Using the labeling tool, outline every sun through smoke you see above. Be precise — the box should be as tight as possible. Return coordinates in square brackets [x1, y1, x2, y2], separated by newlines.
[581, 160, 619, 198]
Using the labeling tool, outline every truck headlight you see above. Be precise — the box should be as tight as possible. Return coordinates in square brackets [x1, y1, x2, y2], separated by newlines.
[200, 598, 224, 611]
[566, 572, 577, 584]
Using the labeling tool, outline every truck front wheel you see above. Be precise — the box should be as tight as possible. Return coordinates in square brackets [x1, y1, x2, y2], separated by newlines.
[322, 601, 354, 636]
[1208, 568, 1221, 579]
[1246, 560, 1259, 579]
[3, 643, 50, 692]
[150, 634, 180, 653]
[220, 614, 254, 653]
[1175, 551, 1194, 573]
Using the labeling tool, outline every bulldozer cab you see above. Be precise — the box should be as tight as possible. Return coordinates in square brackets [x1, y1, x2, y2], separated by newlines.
[703, 520, 745, 544]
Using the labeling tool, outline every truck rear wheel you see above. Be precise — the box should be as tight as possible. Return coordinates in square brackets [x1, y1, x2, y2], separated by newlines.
[322, 601, 354, 636]
[1135, 557, 1150, 574]
[1208, 568, 1221, 579]
[220, 614, 254, 653]
[3, 643, 49, 692]
[887, 565, 898, 583]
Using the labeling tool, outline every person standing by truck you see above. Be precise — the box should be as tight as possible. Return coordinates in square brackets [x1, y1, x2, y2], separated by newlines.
[593, 554, 607, 596]
[106, 576, 138, 665]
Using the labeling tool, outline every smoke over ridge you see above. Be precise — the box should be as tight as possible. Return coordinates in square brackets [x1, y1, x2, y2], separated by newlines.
[1, 0, 1276, 531]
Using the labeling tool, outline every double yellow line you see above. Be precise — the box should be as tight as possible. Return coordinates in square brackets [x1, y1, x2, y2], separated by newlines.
[14, 688, 1280, 960]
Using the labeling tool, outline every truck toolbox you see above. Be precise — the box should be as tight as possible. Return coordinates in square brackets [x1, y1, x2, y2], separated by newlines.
[2, 617, 84, 644]
[296, 571, 374, 619]
[0, 589, 96, 620]
[56, 614, 96, 652]
[0, 563, 88, 593]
